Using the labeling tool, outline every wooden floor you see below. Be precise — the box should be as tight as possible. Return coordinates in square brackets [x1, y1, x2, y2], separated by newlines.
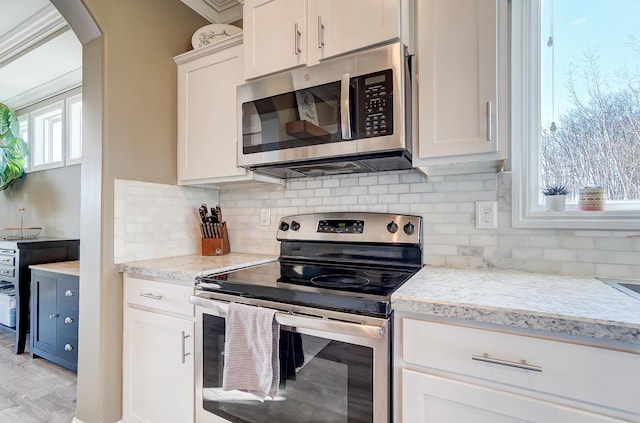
[0, 327, 77, 423]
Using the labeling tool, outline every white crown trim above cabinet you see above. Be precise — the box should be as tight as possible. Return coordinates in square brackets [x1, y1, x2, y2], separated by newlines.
[174, 35, 282, 187]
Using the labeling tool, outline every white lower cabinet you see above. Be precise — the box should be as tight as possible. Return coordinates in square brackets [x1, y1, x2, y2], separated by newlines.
[395, 315, 639, 423]
[122, 277, 195, 423]
[403, 370, 625, 423]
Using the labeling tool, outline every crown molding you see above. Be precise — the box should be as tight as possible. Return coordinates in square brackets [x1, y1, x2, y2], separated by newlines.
[181, 0, 243, 23]
[6, 68, 82, 112]
[0, 4, 68, 66]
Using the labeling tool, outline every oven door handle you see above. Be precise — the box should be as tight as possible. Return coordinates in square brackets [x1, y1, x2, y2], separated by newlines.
[190, 295, 385, 340]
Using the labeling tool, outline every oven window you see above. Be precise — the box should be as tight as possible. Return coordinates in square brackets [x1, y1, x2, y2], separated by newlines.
[202, 314, 374, 423]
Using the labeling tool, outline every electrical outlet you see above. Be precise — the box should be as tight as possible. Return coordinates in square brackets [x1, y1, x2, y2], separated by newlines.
[476, 201, 497, 229]
[260, 208, 271, 226]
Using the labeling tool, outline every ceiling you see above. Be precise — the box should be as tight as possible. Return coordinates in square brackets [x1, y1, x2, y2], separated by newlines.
[0, 0, 82, 111]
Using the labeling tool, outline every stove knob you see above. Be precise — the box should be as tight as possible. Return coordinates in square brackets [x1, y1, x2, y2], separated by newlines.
[290, 220, 300, 231]
[403, 222, 416, 235]
[279, 221, 290, 231]
[386, 221, 399, 233]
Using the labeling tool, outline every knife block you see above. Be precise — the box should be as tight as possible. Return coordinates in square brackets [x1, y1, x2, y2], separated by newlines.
[201, 224, 230, 256]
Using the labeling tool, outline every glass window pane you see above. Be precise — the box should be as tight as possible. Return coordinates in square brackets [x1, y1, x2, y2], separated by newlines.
[68, 99, 82, 160]
[539, 0, 640, 204]
[31, 104, 63, 167]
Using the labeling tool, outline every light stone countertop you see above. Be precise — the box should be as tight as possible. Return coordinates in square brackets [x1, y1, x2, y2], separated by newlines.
[30, 260, 80, 277]
[118, 253, 278, 285]
[392, 267, 640, 346]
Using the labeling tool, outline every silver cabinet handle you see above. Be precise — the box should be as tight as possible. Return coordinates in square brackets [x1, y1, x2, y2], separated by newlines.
[65, 290, 74, 297]
[0, 269, 12, 275]
[294, 23, 301, 56]
[486, 101, 493, 141]
[64, 343, 74, 351]
[64, 316, 74, 324]
[49, 313, 59, 319]
[139, 292, 163, 300]
[340, 73, 352, 140]
[0, 257, 12, 264]
[317, 16, 324, 48]
[472, 353, 542, 372]
[181, 331, 191, 364]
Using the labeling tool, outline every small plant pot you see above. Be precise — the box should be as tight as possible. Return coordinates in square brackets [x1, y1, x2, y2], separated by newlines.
[545, 195, 566, 211]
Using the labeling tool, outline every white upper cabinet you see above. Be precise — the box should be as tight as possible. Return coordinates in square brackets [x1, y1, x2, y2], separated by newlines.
[413, 0, 508, 175]
[175, 35, 282, 186]
[243, 0, 411, 80]
[243, 0, 308, 80]
[310, 0, 402, 62]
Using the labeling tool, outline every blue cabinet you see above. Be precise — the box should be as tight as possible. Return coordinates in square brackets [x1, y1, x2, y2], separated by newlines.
[30, 263, 79, 371]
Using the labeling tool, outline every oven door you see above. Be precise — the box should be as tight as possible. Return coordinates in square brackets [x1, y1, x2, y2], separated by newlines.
[191, 293, 390, 423]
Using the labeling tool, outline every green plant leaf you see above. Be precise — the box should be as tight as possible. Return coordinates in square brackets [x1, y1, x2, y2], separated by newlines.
[0, 103, 27, 191]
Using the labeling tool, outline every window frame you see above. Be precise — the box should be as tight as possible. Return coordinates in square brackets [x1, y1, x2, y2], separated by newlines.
[17, 88, 82, 173]
[510, 0, 640, 230]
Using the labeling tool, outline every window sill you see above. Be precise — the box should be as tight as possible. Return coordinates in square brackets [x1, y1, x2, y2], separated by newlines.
[512, 208, 640, 230]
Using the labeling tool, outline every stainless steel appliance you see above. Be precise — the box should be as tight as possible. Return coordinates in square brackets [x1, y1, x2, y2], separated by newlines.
[237, 43, 413, 178]
[191, 212, 423, 423]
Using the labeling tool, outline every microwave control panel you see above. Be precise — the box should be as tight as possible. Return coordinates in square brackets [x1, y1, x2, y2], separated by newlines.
[356, 69, 394, 138]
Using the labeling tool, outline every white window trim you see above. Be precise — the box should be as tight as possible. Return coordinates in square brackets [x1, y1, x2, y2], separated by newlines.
[17, 88, 82, 173]
[65, 93, 82, 166]
[511, 1, 640, 230]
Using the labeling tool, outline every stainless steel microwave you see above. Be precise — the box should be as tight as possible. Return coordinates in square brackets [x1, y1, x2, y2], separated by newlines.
[237, 42, 413, 178]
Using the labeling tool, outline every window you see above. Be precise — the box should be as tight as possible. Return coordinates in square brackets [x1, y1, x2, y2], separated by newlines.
[512, 0, 640, 229]
[17, 89, 82, 172]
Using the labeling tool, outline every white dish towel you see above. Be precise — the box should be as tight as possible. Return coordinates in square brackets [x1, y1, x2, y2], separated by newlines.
[222, 303, 280, 401]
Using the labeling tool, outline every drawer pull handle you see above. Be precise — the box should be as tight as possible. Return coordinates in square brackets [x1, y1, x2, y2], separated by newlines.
[181, 331, 191, 364]
[0, 269, 12, 275]
[65, 290, 74, 297]
[0, 257, 11, 264]
[64, 344, 74, 351]
[472, 353, 542, 372]
[49, 313, 59, 319]
[64, 317, 74, 324]
[139, 292, 163, 300]
[0, 249, 15, 254]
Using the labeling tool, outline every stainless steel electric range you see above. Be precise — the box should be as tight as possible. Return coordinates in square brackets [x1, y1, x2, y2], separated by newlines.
[190, 212, 423, 423]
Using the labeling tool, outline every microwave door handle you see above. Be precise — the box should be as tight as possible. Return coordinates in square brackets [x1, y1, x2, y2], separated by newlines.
[340, 73, 352, 140]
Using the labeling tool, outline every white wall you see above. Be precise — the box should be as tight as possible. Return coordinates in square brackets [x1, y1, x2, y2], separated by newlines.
[218, 170, 640, 279]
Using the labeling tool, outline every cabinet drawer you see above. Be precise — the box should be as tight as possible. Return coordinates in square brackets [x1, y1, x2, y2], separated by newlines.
[0, 266, 15, 278]
[124, 277, 194, 317]
[0, 256, 15, 266]
[56, 334, 78, 364]
[402, 318, 640, 414]
[56, 277, 79, 311]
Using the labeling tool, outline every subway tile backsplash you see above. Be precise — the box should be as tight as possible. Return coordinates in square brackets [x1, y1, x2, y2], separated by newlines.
[114, 171, 640, 279]
[219, 170, 640, 279]
[113, 179, 219, 263]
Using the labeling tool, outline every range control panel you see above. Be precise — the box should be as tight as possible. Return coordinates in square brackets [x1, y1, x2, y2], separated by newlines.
[277, 212, 422, 245]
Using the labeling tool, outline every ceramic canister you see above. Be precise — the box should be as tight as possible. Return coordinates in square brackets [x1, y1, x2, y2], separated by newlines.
[579, 187, 607, 211]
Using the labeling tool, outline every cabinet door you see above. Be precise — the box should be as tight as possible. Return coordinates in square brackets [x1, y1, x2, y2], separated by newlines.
[416, 0, 501, 159]
[402, 370, 626, 423]
[243, 0, 307, 79]
[123, 307, 194, 423]
[314, 0, 400, 61]
[32, 273, 57, 354]
[177, 43, 247, 183]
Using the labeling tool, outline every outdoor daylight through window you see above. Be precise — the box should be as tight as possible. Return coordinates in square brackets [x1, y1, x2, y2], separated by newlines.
[512, 0, 640, 229]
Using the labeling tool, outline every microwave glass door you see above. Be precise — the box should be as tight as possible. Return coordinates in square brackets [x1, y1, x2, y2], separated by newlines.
[242, 81, 347, 154]
[202, 314, 374, 423]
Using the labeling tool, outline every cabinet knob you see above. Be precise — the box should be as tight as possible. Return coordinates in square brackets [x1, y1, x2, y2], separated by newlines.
[65, 290, 74, 297]
[49, 313, 59, 319]
[64, 344, 74, 351]
[64, 316, 74, 324]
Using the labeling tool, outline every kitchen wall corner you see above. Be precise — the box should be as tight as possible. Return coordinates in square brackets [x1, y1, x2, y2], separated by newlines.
[113, 179, 218, 263]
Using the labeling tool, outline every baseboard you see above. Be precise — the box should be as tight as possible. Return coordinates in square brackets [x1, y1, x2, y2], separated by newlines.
[71, 418, 124, 423]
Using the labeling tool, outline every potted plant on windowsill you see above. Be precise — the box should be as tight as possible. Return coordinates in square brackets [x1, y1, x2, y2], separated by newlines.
[0, 103, 27, 191]
[542, 184, 569, 211]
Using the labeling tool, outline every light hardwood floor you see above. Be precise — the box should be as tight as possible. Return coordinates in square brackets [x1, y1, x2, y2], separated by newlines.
[0, 327, 77, 423]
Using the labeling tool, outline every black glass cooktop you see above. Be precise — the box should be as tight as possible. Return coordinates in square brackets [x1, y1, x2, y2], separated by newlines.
[196, 260, 419, 317]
